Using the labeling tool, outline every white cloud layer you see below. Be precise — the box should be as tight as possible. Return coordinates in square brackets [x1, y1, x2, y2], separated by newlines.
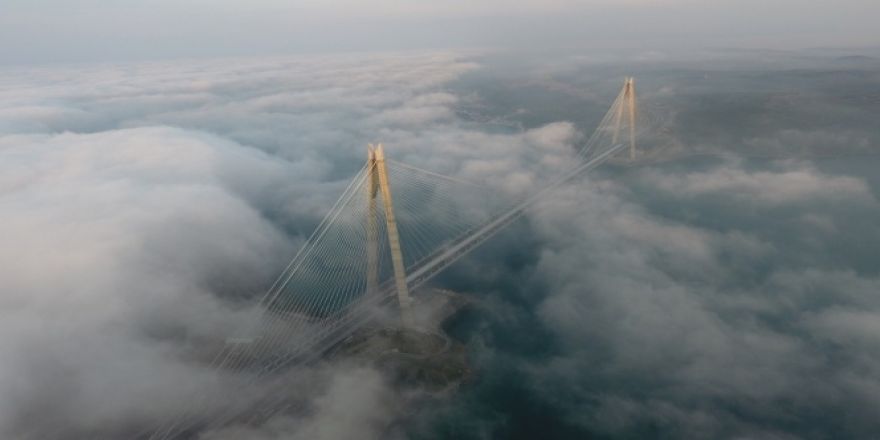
[0, 51, 591, 438]
[1, 49, 879, 439]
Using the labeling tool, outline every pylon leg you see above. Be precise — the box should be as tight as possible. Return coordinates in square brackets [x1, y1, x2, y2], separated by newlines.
[626, 77, 637, 160]
[365, 146, 380, 297]
[374, 144, 413, 327]
[612, 84, 626, 144]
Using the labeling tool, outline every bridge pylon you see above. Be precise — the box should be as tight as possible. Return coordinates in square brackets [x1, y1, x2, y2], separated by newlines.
[612, 77, 638, 160]
[366, 144, 414, 327]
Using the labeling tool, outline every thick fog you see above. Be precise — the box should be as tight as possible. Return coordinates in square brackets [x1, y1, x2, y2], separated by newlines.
[1, 49, 880, 438]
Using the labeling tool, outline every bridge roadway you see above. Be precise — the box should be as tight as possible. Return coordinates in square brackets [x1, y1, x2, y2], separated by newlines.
[149, 77, 636, 438]
[255, 142, 626, 375]
[148, 143, 628, 437]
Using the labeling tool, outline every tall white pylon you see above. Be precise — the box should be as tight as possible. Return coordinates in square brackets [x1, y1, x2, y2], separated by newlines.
[366, 144, 413, 327]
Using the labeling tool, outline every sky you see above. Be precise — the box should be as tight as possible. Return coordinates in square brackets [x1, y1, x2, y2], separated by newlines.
[2, 2, 880, 439]
[2, 0, 880, 64]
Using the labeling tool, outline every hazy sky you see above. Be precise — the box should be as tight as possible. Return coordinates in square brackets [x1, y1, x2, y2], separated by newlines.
[2, 0, 879, 64]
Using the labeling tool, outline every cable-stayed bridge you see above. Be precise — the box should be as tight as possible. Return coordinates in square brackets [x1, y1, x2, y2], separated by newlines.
[148, 78, 639, 439]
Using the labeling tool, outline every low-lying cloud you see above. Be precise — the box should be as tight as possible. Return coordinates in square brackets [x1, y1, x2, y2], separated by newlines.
[1, 49, 879, 439]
